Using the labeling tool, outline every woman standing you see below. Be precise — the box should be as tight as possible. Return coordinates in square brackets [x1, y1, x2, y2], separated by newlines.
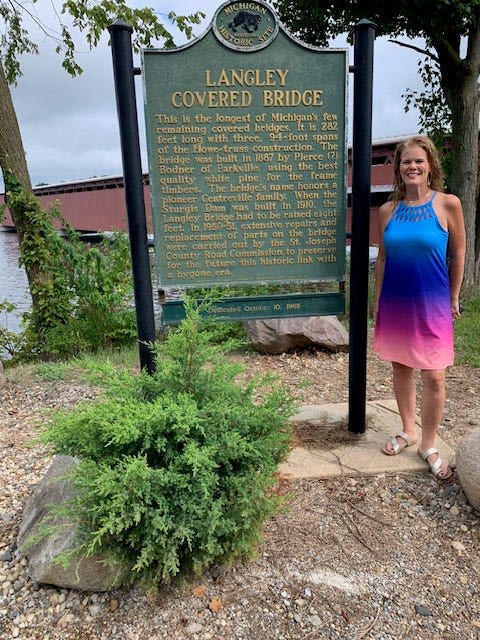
[374, 135, 466, 479]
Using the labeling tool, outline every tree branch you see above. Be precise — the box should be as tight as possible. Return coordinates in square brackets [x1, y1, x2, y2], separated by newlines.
[388, 39, 439, 63]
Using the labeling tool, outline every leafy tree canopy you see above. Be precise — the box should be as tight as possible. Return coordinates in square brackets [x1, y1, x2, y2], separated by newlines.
[273, 0, 479, 47]
[0, 0, 204, 84]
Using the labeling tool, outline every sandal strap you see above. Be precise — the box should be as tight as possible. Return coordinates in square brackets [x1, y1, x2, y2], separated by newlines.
[419, 447, 438, 461]
[419, 448, 451, 478]
[429, 456, 444, 477]
[389, 436, 402, 454]
[390, 431, 416, 453]
[397, 431, 416, 446]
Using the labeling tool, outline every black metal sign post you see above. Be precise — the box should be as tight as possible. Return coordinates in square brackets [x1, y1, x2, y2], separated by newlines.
[108, 20, 156, 374]
[348, 19, 375, 434]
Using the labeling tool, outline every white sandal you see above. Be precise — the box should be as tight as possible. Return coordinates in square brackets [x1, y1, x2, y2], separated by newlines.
[417, 447, 453, 480]
[383, 431, 417, 456]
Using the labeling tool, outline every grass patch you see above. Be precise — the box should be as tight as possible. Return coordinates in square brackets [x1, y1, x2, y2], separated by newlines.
[455, 296, 480, 367]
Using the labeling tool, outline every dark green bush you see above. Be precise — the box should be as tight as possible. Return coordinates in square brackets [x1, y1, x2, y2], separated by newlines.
[12, 230, 137, 362]
[40, 298, 296, 587]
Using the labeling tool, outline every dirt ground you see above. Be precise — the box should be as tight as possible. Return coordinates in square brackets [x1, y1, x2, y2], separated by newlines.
[1, 331, 479, 639]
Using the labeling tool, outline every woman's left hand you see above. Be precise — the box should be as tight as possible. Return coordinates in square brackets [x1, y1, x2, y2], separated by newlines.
[451, 299, 462, 319]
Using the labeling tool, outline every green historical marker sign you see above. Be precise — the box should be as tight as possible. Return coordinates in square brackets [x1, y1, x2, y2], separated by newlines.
[142, 0, 348, 301]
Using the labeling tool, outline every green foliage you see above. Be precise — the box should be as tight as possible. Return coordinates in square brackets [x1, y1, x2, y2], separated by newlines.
[167, 287, 249, 348]
[1, 1, 205, 84]
[3, 176, 137, 361]
[60, 230, 137, 349]
[0, 300, 22, 359]
[40, 298, 296, 587]
[403, 58, 451, 137]
[5, 171, 74, 345]
[34, 361, 77, 382]
[0, 0, 39, 84]
[454, 296, 480, 367]
[197, 318, 248, 347]
[21, 230, 137, 361]
[273, 0, 479, 44]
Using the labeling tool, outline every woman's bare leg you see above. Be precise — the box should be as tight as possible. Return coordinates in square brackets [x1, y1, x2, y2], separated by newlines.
[419, 368, 451, 478]
[384, 362, 418, 453]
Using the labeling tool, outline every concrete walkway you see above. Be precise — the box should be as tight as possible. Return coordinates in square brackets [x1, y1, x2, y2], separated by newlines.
[280, 399, 455, 479]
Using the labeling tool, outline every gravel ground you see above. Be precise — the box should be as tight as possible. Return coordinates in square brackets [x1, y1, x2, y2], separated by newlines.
[1, 334, 479, 640]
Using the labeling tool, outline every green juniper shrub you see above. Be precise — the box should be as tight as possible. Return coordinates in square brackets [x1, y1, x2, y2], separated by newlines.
[40, 297, 297, 588]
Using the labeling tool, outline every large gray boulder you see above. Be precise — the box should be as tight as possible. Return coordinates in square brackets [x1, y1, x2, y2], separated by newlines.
[456, 428, 480, 510]
[18, 455, 127, 592]
[243, 316, 349, 355]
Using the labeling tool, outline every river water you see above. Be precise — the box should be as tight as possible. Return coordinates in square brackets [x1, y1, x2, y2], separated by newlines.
[0, 231, 31, 334]
[0, 231, 161, 337]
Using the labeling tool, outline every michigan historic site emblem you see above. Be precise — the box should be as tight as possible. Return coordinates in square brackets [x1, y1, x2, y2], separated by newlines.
[213, 0, 279, 51]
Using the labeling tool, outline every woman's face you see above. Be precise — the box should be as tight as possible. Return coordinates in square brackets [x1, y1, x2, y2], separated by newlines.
[399, 144, 431, 190]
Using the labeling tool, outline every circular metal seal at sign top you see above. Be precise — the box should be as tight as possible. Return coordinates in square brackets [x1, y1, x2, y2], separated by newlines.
[213, 0, 279, 51]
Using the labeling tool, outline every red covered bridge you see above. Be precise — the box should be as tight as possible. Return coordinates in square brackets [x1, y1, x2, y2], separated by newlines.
[1, 137, 399, 244]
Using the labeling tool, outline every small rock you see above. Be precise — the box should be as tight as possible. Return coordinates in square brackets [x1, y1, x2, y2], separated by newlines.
[308, 615, 322, 627]
[415, 604, 433, 616]
[185, 622, 204, 636]
[449, 505, 460, 516]
[109, 598, 119, 612]
[442, 485, 459, 501]
[57, 613, 76, 628]
[208, 597, 222, 613]
[451, 541, 466, 552]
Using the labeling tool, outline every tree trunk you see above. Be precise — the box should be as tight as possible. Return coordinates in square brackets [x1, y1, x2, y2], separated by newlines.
[0, 58, 34, 285]
[435, 38, 480, 294]
[0, 59, 60, 316]
[448, 74, 479, 292]
[0, 61, 32, 189]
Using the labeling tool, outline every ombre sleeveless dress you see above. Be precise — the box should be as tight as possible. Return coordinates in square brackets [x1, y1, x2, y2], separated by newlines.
[373, 192, 454, 369]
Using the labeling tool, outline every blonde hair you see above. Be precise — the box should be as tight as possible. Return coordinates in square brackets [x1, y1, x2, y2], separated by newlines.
[390, 135, 444, 202]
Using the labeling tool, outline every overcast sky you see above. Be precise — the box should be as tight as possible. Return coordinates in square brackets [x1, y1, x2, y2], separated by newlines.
[6, 0, 426, 189]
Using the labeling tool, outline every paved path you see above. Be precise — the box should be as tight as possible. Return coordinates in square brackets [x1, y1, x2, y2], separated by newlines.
[281, 399, 454, 478]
